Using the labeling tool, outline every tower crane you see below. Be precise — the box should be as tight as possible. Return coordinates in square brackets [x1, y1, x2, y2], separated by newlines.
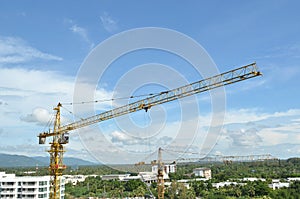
[38, 63, 261, 199]
[147, 149, 275, 199]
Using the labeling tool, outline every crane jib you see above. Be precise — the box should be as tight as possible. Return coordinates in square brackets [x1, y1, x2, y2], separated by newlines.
[39, 62, 261, 138]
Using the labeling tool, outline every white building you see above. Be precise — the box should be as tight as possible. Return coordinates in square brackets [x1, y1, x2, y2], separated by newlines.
[193, 168, 211, 179]
[0, 172, 65, 199]
[151, 163, 176, 180]
[269, 182, 290, 190]
[101, 174, 131, 181]
[242, 177, 266, 182]
[64, 175, 86, 185]
[212, 182, 244, 189]
[139, 172, 157, 183]
[287, 177, 300, 182]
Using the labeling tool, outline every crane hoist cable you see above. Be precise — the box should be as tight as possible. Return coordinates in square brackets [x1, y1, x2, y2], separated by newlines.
[61, 92, 161, 105]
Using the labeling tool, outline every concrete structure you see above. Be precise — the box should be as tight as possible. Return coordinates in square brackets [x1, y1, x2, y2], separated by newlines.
[213, 182, 237, 189]
[151, 163, 176, 180]
[139, 172, 157, 183]
[101, 174, 131, 181]
[269, 181, 290, 190]
[64, 175, 86, 185]
[242, 177, 266, 182]
[0, 172, 65, 199]
[193, 168, 211, 179]
[101, 172, 157, 183]
[64, 175, 98, 185]
[287, 177, 300, 182]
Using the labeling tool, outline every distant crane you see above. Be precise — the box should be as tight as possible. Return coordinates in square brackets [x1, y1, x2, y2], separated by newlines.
[157, 147, 164, 199]
[38, 63, 261, 199]
[162, 149, 278, 164]
[141, 148, 275, 199]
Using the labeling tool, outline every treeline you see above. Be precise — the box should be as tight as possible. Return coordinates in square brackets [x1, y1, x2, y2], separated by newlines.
[169, 158, 300, 181]
[65, 177, 300, 199]
[2, 158, 300, 198]
[63, 158, 300, 198]
[3, 158, 300, 179]
[65, 177, 150, 198]
[190, 180, 300, 199]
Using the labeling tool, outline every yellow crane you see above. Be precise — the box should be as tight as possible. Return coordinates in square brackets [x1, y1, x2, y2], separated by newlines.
[157, 147, 164, 199]
[147, 150, 276, 199]
[38, 63, 261, 199]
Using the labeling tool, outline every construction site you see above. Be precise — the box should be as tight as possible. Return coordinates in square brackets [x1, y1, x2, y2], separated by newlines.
[34, 63, 275, 199]
[1, 1, 299, 199]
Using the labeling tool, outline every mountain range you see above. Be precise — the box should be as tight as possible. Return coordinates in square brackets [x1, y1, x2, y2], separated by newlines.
[0, 153, 96, 167]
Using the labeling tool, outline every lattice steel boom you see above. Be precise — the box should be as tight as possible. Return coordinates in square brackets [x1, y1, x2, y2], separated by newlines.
[38, 62, 262, 199]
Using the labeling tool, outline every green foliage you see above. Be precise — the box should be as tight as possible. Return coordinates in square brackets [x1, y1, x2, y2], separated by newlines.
[65, 177, 148, 198]
[3, 159, 300, 198]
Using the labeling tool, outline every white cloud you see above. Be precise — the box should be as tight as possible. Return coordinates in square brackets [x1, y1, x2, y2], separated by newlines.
[223, 108, 300, 125]
[0, 67, 113, 157]
[65, 19, 94, 49]
[210, 108, 300, 157]
[20, 108, 53, 125]
[70, 24, 95, 49]
[0, 36, 62, 64]
[0, 67, 113, 105]
[0, 68, 73, 96]
[257, 121, 300, 146]
[100, 12, 118, 33]
[110, 130, 172, 147]
[70, 25, 88, 39]
[111, 131, 139, 145]
[226, 128, 263, 147]
[256, 44, 300, 60]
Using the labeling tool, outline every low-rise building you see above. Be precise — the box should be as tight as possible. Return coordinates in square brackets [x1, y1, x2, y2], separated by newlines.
[152, 163, 176, 180]
[287, 177, 300, 182]
[139, 172, 157, 183]
[269, 182, 290, 190]
[64, 175, 86, 185]
[151, 163, 176, 175]
[242, 177, 266, 182]
[212, 181, 240, 189]
[101, 174, 131, 181]
[193, 168, 211, 179]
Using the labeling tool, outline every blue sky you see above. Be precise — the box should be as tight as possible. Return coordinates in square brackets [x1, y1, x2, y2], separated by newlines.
[0, 0, 300, 164]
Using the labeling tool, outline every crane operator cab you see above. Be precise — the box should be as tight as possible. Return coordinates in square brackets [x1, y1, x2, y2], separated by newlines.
[59, 132, 69, 144]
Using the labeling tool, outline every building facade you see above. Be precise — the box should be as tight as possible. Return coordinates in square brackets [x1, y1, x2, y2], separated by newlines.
[0, 172, 65, 199]
[193, 168, 212, 179]
[152, 163, 176, 174]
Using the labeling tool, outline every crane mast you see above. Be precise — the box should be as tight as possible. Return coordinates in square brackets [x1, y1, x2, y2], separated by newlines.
[38, 63, 261, 199]
[157, 147, 164, 199]
[48, 104, 66, 199]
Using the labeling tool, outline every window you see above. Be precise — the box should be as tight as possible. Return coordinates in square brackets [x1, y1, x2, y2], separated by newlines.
[39, 181, 47, 186]
[28, 182, 36, 186]
[28, 188, 35, 192]
[39, 187, 47, 192]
